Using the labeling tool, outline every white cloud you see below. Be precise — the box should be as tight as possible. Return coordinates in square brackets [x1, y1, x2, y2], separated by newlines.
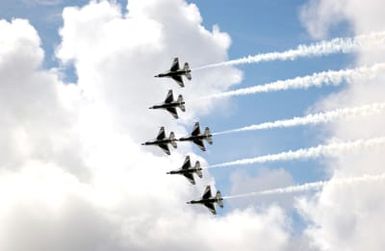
[0, 1, 292, 250]
[299, 1, 385, 250]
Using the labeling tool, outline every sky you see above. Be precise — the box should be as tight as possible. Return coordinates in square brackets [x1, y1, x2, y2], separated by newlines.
[0, 0, 385, 250]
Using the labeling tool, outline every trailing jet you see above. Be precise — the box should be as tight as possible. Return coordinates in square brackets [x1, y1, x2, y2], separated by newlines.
[187, 185, 223, 215]
[149, 90, 186, 119]
[154, 57, 191, 87]
[142, 127, 177, 155]
[167, 156, 203, 185]
[178, 122, 212, 151]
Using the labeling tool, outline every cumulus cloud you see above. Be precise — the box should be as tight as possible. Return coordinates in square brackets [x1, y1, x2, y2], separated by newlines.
[0, 1, 292, 250]
[299, 1, 385, 250]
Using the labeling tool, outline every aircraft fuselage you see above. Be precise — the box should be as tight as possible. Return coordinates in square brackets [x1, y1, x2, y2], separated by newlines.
[142, 139, 174, 146]
[167, 168, 202, 175]
[178, 135, 211, 142]
[155, 70, 191, 78]
[187, 198, 223, 205]
[150, 101, 185, 110]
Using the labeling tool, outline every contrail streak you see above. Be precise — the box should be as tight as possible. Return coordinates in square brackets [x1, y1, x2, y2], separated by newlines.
[223, 173, 385, 199]
[193, 31, 385, 71]
[213, 103, 385, 136]
[208, 137, 385, 168]
[203, 63, 385, 99]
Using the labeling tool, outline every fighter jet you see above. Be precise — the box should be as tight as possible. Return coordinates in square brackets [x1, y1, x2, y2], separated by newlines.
[187, 185, 223, 215]
[167, 156, 203, 185]
[142, 127, 177, 155]
[154, 57, 191, 87]
[178, 122, 212, 151]
[149, 90, 186, 119]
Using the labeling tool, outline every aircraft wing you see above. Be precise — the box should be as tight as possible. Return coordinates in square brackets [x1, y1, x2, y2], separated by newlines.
[191, 122, 200, 136]
[181, 156, 191, 170]
[202, 185, 212, 199]
[166, 107, 178, 119]
[171, 75, 184, 87]
[156, 127, 166, 140]
[193, 139, 206, 151]
[164, 90, 174, 103]
[183, 173, 195, 185]
[170, 57, 180, 72]
[204, 202, 216, 215]
[158, 143, 171, 155]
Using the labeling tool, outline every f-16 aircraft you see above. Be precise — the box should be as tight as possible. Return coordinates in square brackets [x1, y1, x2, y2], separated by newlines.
[149, 90, 186, 119]
[167, 156, 203, 185]
[142, 127, 177, 155]
[178, 122, 212, 151]
[154, 57, 191, 87]
[187, 185, 223, 215]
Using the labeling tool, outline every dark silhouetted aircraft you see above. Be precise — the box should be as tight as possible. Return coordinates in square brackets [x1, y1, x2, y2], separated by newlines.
[149, 90, 185, 119]
[178, 122, 212, 151]
[187, 185, 223, 215]
[154, 57, 191, 87]
[142, 127, 177, 155]
[167, 156, 203, 185]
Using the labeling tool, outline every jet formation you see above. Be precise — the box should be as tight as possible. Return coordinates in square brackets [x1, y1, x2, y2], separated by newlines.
[145, 57, 223, 215]
[142, 122, 212, 154]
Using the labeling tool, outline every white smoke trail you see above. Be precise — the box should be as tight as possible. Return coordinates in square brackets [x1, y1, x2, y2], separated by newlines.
[213, 102, 385, 136]
[204, 63, 385, 99]
[193, 31, 385, 71]
[208, 137, 385, 168]
[223, 173, 385, 199]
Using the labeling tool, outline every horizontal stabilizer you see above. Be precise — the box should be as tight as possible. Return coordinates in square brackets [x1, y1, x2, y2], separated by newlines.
[169, 132, 177, 148]
[216, 191, 224, 208]
[177, 95, 186, 112]
[204, 127, 213, 144]
[195, 165, 203, 178]
[186, 72, 192, 80]
[184, 63, 192, 80]
[180, 103, 186, 112]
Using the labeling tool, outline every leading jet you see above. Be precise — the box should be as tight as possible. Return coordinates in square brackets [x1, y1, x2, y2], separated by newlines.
[154, 57, 191, 87]
[187, 185, 223, 215]
[142, 127, 177, 155]
[149, 90, 186, 119]
[167, 156, 203, 185]
[178, 122, 212, 151]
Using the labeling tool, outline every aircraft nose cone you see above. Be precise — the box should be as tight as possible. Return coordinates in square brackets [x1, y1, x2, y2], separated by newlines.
[154, 75, 160, 78]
